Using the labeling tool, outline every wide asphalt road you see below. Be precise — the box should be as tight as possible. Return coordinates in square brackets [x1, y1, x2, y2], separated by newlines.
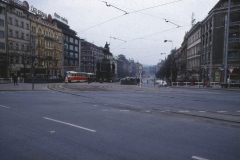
[0, 82, 240, 160]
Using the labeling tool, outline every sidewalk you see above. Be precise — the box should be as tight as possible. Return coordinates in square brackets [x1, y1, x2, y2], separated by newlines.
[0, 82, 50, 91]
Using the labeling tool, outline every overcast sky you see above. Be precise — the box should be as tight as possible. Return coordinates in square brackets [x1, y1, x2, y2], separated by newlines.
[27, 0, 219, 65]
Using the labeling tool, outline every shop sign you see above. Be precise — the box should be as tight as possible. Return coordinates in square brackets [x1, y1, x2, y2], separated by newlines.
[54, 12, 68, 24]
[30, 5, 47, 19]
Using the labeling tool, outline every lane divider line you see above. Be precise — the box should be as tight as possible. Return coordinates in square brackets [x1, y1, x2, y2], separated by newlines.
[0, 105, 10, 109]
[217, 111, 227, 113]
[119, 110, 129, 112]
[43, 117, 96, 132]
[192, 156, 209, 160]
[179, 110, 189, 113]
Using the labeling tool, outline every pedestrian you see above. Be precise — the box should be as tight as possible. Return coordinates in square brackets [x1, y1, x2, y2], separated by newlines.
[158, 82, 161, 90]
[88, 76, 91, 84]
[65, 76, 68, 84]
[12, 74, 18, 86]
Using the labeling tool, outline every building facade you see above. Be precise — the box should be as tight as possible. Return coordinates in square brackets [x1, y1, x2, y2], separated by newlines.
[53, 17, 80, 74]
[80, 40, 104, 73]
[0, 1, 7, 78]
[29, 6, 62, 78]
[187, 22, 201, 81]
[201, 0, 240, 82]
[5, 0, 31, 78]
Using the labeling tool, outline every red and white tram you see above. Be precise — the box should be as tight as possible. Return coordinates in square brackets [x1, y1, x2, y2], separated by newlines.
[65, 71, 88, 83]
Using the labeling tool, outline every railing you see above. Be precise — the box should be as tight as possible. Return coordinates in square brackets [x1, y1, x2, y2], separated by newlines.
[172, 82, 221, 88]
[0, 78, 24, 83]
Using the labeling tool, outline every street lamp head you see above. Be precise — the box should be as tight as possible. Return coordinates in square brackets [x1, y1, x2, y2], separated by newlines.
[161, 53, 166, 55]
[164, 40, 167, 43]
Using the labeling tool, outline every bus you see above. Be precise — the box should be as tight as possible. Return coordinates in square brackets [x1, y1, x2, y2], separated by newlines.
[65, 71, 88, 83]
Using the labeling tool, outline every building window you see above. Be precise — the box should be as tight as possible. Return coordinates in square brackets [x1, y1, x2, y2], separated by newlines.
[0, 19, 4, 26]
[69, 52, 74, 57]
[9, 42, 13, 49]
[15, 19, 18, 26]
[70, 60, 73, 65]
[21, 33, 24, 39]
[75, 39, 78, 44]
[65, 35, 68, 41]
[228, 51, 239, 61]
[16, 56, 19, 63]
[64, 60, 68, 65]
[69, 37, 73, 43]
[21, 44, 24, 50]
[75, 46, 78, 51]
[26, 34, 29, 40]
[75, 53, 79, 58]
[21, 21, 24, 28]
[15, 31, 19, 38]
[75, 60, 79, 66]
[26, 23, 29, 30]
[8, 17, 12, 24]
[16, 43, 19, 50]
[0, 42, 5, 49]
[27, 45, 29, 51]
[69, 45, 73, 50]
[9, 29, 12, 37]
[0, 31, 4, 38]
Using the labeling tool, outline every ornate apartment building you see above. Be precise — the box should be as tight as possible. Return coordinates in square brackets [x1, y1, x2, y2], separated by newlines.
[1, 0, 31, 78]
[187, 22, 201, 81]
[29, 6, 63, 78]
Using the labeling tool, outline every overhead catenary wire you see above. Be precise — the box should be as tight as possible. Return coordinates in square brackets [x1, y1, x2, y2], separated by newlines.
[79, 0, 183, 33]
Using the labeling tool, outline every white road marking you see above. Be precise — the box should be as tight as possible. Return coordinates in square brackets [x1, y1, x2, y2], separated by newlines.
[160, 111, 165, 112]
[103, 110, 108, 111]
[119, 103, 132, 106]
[43, 117, 96, 132]
[93, 105, 98, 106]
[49, 131, 55, 133]
[0, 105, 10, 109]
[119, 110, 129, 112]
[199, 111, 206, 113]
[145, 111, 150, 113]
[237, 111, 240, 112]
[179, 110, 189, 113]
[192, 156, 209, 160]
[217, 111, 227, 113]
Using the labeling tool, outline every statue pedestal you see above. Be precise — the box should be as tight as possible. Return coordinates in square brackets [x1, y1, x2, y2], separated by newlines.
[96, 58, 115, 82]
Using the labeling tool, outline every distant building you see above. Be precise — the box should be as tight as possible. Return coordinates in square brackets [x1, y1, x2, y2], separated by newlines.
[80, 40, 104, 73]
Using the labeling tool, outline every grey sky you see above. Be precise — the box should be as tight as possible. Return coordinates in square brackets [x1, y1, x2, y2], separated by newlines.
[27, 0, 219, 65]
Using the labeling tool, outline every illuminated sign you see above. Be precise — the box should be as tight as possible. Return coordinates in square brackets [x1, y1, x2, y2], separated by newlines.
[54, 12, 68, 24]
[30, 5, 47, 19]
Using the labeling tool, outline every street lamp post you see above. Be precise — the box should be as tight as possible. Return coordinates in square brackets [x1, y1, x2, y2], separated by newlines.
[224, 0, 231, 84]
[164, 40, 173, 85]
[31, 55, 36, 90]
